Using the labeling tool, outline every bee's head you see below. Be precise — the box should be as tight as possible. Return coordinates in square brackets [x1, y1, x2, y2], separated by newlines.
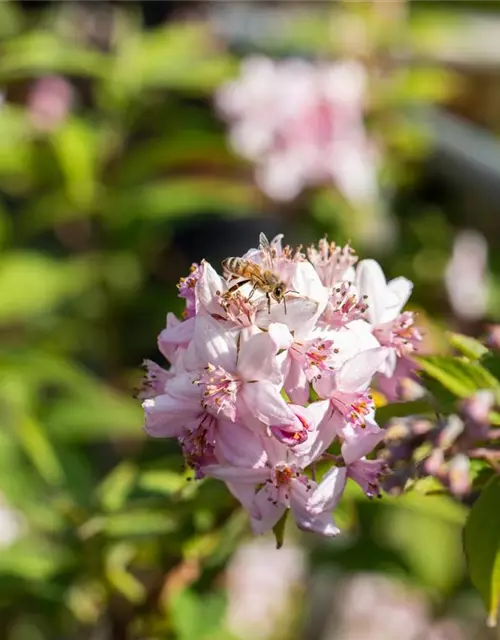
[274, 284, 286, 301]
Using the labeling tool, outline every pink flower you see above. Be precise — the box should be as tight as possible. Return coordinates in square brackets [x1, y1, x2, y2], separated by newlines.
[192, 315, 308, 445]
[356, 259, 419, 376]
[204, 449, 347, 537]
[140, 232, 418, 538]
[28, 75, 73, 131]
[216, 57, 379, 204]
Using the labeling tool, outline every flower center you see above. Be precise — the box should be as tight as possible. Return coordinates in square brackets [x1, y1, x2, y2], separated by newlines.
[292, 338, 339, 380]
[374, 311, 421, 356]
[198, 364, 241, 421]
[332, 391, 374, 428]
[322, 282, 368, 327]
[181, 414, 217, 478]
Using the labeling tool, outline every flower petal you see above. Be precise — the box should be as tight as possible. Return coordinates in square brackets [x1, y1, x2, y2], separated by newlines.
[202, 464, 269, 484]
[193, 314, 238, 372]
[291, 478, 342, 537]
[337, 347, 389, 393]
[306, 465, 347, 514]
[238, 330, 281, 384]
[251, 487, 287, 534]
[292, 401, 338, 467]
[356, 259, 387, 325]
[215, 419, 269, 468]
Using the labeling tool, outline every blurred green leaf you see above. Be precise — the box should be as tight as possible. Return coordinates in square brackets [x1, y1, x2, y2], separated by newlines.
[448, 333, 489, 360]
[169, 589, 229, 640]
[107, 23, 236, 104]
[105, 542, 146, 604]
[0, 540, 74, 581]
[415, 355, 500, 400]
[464, 475, 500, 627]
[0, 2, 24, 39]
[98, 462, 137, 512]
[51, 118, 98, 210]
[17, 414, 64, 486]
[80, 509, 177, 539]
[0, 253, 94, 324]
[105, 178, 260, 225]
[0, 31, 108, 79]
[376, 399, 433, 425]
[381, 492, 466, 592]
[138, 470, 187, 496]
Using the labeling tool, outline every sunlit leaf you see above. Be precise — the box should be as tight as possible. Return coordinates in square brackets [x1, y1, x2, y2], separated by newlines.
[0, 253, 94, 323]
[105, 543, 146, 604]
[80, 510, 178, 539]
[448, 333, 488, 360]
[98, 462, 137, 512]
[464, 475, 500, 627]
[415, 355, 500, 399]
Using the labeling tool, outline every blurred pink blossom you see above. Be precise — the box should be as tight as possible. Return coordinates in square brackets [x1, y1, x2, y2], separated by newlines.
[216, 57, 379, 204]
[445, 230, 488, 321]
[28, 76, 73, 131]
[225, 538, 306, 640]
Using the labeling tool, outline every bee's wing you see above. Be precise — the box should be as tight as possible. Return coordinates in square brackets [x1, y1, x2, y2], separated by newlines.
[245, 262, 268, 285]
[259, 232, 275, 270]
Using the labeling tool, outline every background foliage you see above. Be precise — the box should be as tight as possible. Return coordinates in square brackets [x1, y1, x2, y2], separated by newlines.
[0, 1, 499, 638]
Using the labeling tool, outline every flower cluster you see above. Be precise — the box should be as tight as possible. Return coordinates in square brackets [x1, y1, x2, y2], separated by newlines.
[382, 390, 499, 497]
[141, 234, 420, 537]
[216, 56, 379, 204]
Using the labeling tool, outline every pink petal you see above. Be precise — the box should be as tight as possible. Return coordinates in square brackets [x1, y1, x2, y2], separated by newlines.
[337, 347, 389, 393]
[202, 464, 269, 484]
[240, 380, 297, 429]
[384, 277, 413, 321]
[215, 419, 269, 468]
[251, 486, 287, 534]
[255, 296, 319, 332]
[193, 314, 238, 372]
[267, 322, 294, 350]
[292, 401, 338, 467]
[158, 314, 195, 361]
[290, 479, 342, 537]
[238, 331, 281, 384]
[356, 259, 387, 325]
[284, 357, 309, 405]
[226, 481, 260, 518]
[341, 416, 384, 465]
[196, 261, 225, 315]
[306, 465, 347, 514]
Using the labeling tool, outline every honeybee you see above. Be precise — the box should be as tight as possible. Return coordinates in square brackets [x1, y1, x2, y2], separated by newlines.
[222, 233, 288, 313]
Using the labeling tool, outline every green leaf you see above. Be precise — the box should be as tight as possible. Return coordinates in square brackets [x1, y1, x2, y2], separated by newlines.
[375, 399, 434, 426]
[138, 470, 187, 496]
[17, 414, 64, 486]
[97, 462, 137, 512]
[105, 178, 259, 225]
[0, 31, 108, 79]
[169, 589, 229, 640]
[0, 253, 94, 324]
[272, 509, 289, 550]
[105, 543, 146, 604]
[415, 355, 500, 399]
[51, 118, 98, 210]
[80, 510, 178, 539]
[464, 475, 500, 627]
[447, 333, 488, 360]
[0, 540, 74, 581]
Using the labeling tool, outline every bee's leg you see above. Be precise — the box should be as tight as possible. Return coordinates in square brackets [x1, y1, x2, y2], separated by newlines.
[246, 284, 258, 302]
[267, 293, 271, 314]
[283, 295, 287, 315]
[226, 279, 251, 295]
